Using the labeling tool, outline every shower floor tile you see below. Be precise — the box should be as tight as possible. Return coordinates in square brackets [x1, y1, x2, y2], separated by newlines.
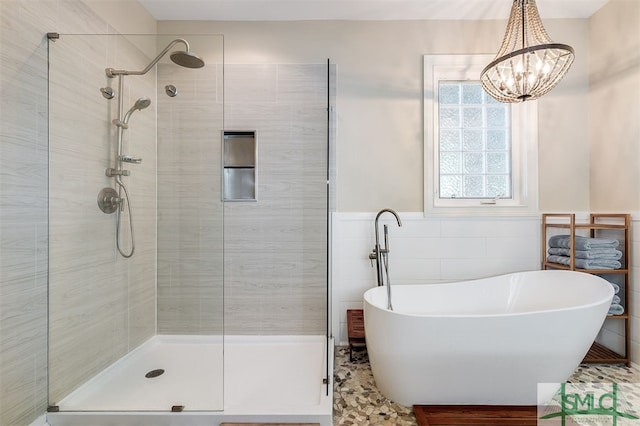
[332, 347, 640, 426]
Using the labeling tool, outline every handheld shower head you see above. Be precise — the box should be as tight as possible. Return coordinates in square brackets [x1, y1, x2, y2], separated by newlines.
[122, 97, 151, 125]
[133, 97, 151, 110]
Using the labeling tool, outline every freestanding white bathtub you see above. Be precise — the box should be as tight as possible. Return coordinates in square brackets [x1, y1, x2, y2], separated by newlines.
[363, 270, 614, 406]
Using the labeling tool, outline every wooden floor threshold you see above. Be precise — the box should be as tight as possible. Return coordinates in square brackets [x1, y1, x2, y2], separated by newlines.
[413, 405, 537, 426]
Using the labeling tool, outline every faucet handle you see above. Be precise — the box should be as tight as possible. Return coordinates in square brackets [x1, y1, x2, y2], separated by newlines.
[368, 247, 377, 267]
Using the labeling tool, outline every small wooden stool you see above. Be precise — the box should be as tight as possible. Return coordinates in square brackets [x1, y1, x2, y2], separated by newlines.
[347, 309, 366, 361]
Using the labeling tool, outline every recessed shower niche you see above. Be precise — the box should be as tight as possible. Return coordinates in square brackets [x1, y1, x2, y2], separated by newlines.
[223, 130, 257, 201]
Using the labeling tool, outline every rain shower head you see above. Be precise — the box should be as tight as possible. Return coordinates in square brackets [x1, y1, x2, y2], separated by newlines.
[106, 38, 205, 78]
[170, 50, 205, 69]
[122, 97, 151, 125]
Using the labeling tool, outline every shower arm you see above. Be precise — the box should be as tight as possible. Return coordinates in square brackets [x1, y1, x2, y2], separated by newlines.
[106, 39, 190, 78]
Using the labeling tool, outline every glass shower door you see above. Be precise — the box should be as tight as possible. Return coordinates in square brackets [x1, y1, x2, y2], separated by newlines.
[47, 33, 224, 413]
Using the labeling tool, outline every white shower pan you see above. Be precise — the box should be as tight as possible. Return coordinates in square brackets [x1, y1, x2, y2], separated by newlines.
[47, 335, 333, 426]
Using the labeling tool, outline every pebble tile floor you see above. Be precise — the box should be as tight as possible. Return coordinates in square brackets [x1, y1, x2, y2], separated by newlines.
[333, 346, 640, 425]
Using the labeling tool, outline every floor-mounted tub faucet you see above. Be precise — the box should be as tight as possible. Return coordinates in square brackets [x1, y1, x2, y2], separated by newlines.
[368, 208, 402, 310]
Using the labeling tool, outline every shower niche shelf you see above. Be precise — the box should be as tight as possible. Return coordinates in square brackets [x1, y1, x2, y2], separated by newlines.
[223, 130, 257, 201]
[542, 213, 631, 367]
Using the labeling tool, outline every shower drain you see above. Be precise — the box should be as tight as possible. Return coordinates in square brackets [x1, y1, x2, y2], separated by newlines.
[145, 369, 165, 378]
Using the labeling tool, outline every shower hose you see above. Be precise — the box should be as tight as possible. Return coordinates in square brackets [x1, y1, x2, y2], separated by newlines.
[115, 177, 135, 258]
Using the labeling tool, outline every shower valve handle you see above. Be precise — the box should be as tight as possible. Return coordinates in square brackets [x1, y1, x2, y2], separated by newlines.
[105, 195, 122, 205]
[97, 187, 122, 214]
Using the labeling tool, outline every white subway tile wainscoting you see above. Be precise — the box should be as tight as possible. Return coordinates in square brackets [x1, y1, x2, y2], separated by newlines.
[331, 212, 541, 346]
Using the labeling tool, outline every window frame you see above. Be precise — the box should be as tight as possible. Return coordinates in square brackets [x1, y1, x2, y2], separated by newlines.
[424, 54, 539, 216]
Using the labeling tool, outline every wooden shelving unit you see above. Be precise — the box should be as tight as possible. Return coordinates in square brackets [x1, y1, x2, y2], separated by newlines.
[542, 213, 631, 367]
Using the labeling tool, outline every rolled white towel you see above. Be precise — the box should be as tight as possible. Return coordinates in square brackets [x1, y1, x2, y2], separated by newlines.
[608, 303, 625, 316]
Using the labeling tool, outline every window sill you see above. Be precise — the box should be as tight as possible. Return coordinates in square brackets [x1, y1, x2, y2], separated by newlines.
[424, 204, 539, 218]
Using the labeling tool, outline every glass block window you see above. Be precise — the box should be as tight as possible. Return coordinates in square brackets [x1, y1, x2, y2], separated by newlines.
[438, 81, 512, 200]
[424, 55, 539, 215]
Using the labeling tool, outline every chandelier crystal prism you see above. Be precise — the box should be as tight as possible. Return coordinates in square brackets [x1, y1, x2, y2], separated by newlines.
[480, 0, 575, 103]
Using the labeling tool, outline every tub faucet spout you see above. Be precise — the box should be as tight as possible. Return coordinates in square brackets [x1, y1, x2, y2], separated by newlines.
[373, 208, 402, 310]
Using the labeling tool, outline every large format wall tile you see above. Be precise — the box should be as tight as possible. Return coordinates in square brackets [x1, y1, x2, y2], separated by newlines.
[156, 55, 224, 335]
[223, 64, 330, 336]
[156, 62, 331, 336]
[1, 2, 155, 424]
[1, 2, 54, 424]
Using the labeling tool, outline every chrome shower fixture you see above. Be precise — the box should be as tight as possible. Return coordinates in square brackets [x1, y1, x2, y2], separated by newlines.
[105, 38, 205, 78]
[100, 87, 115, 99]
[123, 97, 151, 125]
[165, 84, 178, 97]
[111, 98, 151, 129]
[120, 155, 142, 164]
[97, 187, 121, 214]
[369, 209, 402, 311]
[103, 38, 203, 259]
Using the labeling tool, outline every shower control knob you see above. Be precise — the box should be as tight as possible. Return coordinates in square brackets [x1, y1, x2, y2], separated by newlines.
[97, 187, 121, 214]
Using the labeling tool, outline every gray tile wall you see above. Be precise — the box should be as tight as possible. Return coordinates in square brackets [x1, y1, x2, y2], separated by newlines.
[156, 63, 332, 335]
[0, 0, 52, 420]
[223, 64, 330, 335]
[47, 33, 157, 404]
[0, 2, 155, 424]
[156, 49, 225, 335]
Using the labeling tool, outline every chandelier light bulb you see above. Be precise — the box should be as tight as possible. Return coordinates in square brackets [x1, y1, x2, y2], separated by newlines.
[515, 61, 524, 74]
[480, 0, 575, 103]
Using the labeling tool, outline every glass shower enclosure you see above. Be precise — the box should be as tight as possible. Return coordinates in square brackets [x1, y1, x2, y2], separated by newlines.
[47, 32, 332, 422]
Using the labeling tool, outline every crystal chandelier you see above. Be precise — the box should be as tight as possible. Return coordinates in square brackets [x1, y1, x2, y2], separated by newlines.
[480, 0, 575, 103]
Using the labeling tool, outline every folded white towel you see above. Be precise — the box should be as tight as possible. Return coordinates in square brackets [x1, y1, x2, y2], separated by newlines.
[546, 255, 621, 270]
[610, 283, 620, 294]
[547, 247, 622, 260]
[612, 295, 621, 305]
[608, 303, 625, 316]
[548, 235, 619, 250]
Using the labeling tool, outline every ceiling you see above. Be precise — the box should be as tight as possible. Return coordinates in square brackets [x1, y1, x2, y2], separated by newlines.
[138, 0, 610, 21]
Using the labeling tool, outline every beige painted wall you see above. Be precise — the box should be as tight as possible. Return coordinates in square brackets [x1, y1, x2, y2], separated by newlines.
[160, 18, 591, 212]
[589, 0, 640, 212]
[85, 0, 157, 34]
[588, 0, 640, 364]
